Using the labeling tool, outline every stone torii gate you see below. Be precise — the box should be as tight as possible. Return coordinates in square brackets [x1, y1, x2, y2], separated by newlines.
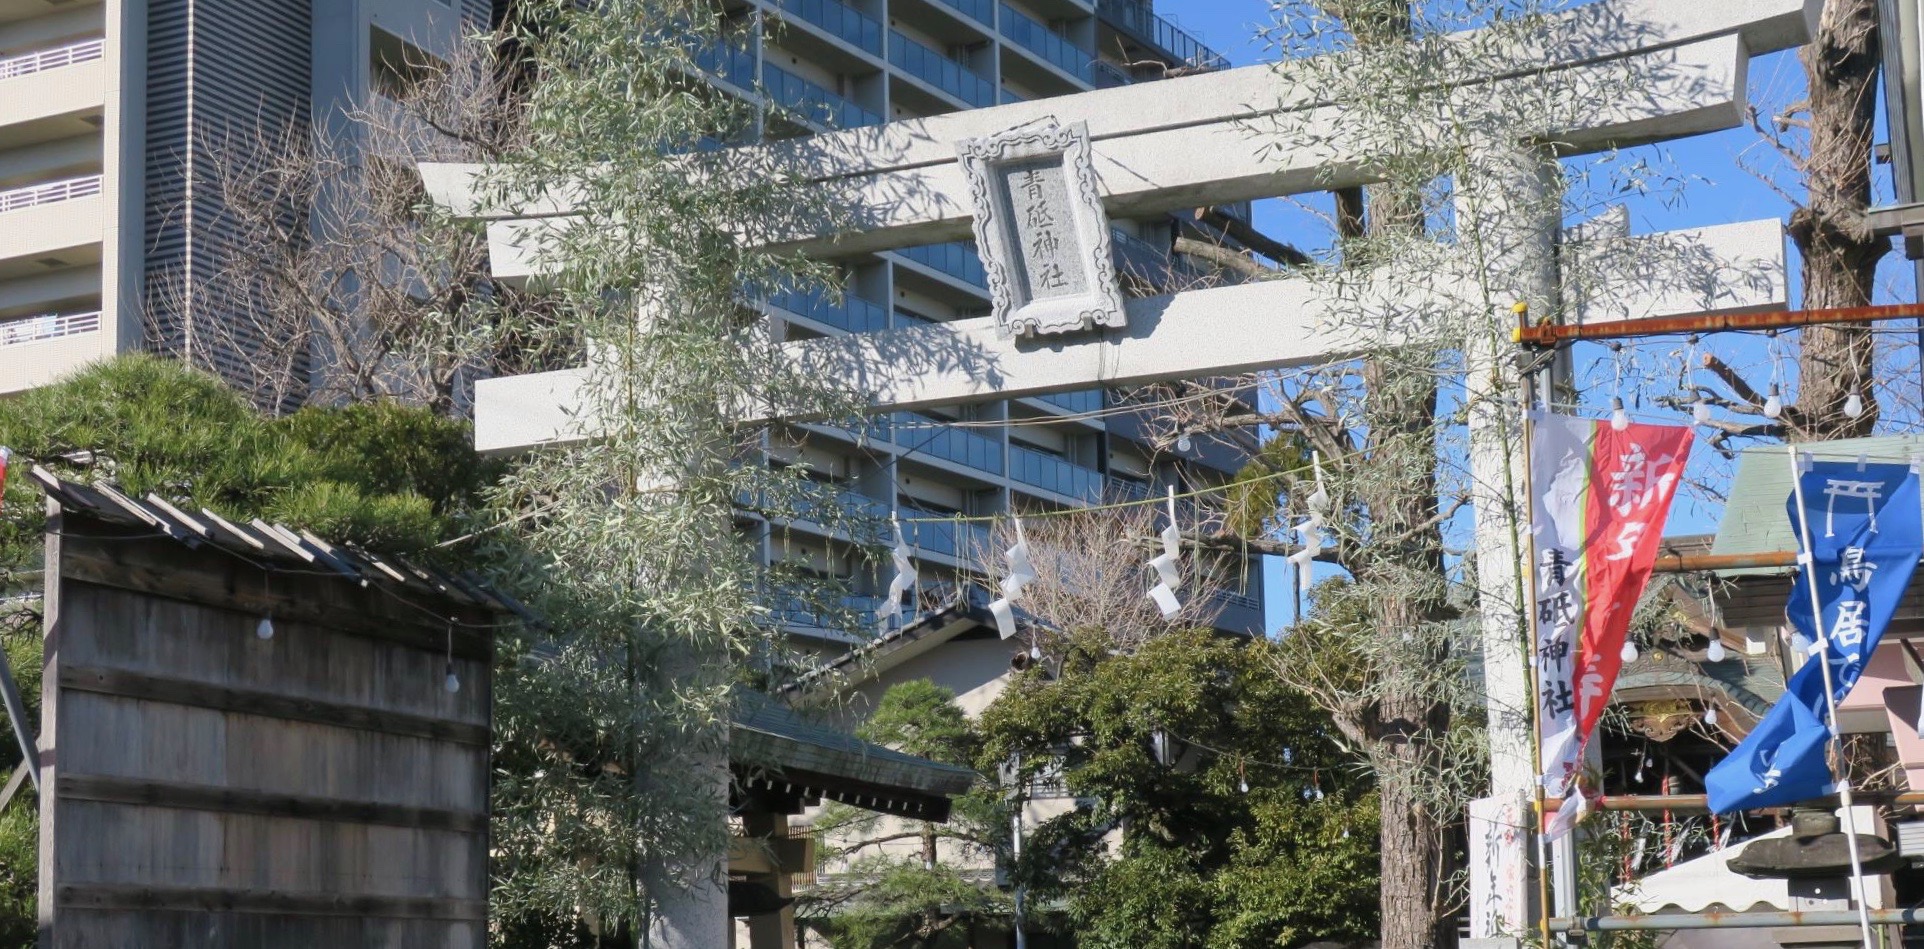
[425, 0, 1814, 943]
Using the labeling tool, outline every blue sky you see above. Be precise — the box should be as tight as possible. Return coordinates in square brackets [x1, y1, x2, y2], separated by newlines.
[1141, 3, 1923, 629]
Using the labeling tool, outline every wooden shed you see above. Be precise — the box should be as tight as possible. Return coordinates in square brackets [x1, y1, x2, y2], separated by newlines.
[28, 470, 522, 948]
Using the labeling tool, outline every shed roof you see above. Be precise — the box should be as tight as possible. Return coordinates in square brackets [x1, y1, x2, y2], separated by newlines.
[27, 467, 534, 624]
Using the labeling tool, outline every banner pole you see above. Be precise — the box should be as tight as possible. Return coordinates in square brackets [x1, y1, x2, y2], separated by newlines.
[1784, 444, 1877, 949]
[1520, 407, 1553, 949]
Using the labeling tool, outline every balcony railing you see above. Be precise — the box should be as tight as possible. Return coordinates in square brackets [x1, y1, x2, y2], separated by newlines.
[1035, 389, 1103, 414]
[773, 592, 884, 630]
[930, 0, 993, 26]
[897, 241, 986, 286]
[763, 61, 884, 129]
[0, 38, 104, 81]
[693, 44, 759, 87]
[1094, 0, 1229, 71]
[897, 415, 1004, 474]
[1010, 444, 1103, 501]
[998, 4, 1092, 80]
[0, 174, 103, 214]
[889, 31, 995, 107]
[901, 506, 991, 562]
[1089, 59, 1132, 88]
[0, 310, 101, 348]
[766, 0, 883, 57]
[1104, 475, 1151, 502]
[768, 286, 890, 334]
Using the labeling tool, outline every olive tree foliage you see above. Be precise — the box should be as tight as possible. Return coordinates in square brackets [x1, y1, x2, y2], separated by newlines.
[1147, 2, 1762, 944]
[156, 25, 567, 414]
[452, 1, 883, 943]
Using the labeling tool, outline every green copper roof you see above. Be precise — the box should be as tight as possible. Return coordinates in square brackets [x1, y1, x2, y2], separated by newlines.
[1711, 434, 1924, 576]
[732, 691, 977, 798]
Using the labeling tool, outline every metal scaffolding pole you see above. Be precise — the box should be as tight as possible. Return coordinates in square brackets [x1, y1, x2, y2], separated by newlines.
[1551, 908, 1924, 932]
[1515, 302, 1924, 347]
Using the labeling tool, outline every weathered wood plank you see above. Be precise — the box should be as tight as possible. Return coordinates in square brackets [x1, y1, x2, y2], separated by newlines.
[64, 582, 488, 726]
[58, 774, 486, 834]
[56, 690, 486, 816]
[56, 801, 483, 898]
[56, 885, 487, 921]
[60, 536, 496, 658]
[60, 666, 490, 747]
[56, 911, 482, 949]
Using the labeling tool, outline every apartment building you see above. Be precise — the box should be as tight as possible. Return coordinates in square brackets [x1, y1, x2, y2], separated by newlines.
[0, 0, 488, 397]
[716, 0, 1271, 645]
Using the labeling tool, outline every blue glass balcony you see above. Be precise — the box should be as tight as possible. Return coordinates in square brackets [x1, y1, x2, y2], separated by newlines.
[768, 286, 890, 333]
[693, 44, 759, 86]
[1010, 444, 1103, 501]
[898, 241, 987, 286]
[896, 414, 1004, 474]
[1093, 0, 1230, 71]
[889, 31, 995, 107]
[1035, 389, 1103, 414]
[1089, 59, 1132, 88]
[998, 4, 1092, 80]
[901, 506, 992, 561]
[766, 0, 884, 56]
[773, 592, 884, 630]
[763, 61, 884, 129]
[930, 0, 992, 26]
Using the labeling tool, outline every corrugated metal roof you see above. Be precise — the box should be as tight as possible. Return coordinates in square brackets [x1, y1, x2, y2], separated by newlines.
[27, 467, 539, 623]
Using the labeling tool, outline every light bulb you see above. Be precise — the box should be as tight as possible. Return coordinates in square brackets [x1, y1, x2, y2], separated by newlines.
[1704, 706, 1718, 727]
[1238, 778, 1249, 794]
[1029, 645, 1041, 660]
[1341, 828, 1351, 839]
[1844, 390, 1864, 419]
[1633, 766, 1645, 783]
[1763, 386, 1783, 419]
[1609, 396, 1630, 431]
[1706, 639, 1726, 662]
[444, 670, 462, 694]
[1311, 786, 1325, 801]
[1620, 640, 1639, 663]
[1176, 434, 1193, 453]
[1692, 399, 1712, 425]
[256, 615, 275, 641]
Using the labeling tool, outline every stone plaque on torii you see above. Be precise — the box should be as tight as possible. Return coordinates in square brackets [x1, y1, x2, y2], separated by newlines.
[422, 0, 1817, 942]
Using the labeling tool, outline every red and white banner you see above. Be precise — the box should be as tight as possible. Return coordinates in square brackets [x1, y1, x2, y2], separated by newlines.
[1530, 412, 1691, 831]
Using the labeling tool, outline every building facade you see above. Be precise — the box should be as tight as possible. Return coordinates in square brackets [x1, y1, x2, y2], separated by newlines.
[719, 0, 1270, 644]
[0, 0, 488, 397]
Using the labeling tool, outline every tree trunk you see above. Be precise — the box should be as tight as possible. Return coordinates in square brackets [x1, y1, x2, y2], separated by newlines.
[1346, 169, 1460, 948]
[1793, 0, 1886, 440]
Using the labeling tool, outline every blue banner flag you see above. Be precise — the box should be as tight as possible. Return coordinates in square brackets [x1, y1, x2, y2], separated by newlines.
[1706, 457, 1922, 814]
